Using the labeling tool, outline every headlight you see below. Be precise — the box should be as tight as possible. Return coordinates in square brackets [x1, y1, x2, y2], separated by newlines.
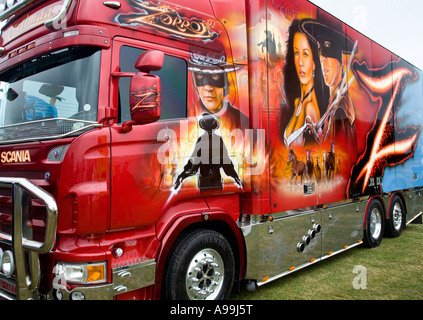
[54, 262, 107, 285]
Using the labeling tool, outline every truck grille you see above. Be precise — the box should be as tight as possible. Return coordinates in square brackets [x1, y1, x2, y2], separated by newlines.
[0, 178, 57, 300]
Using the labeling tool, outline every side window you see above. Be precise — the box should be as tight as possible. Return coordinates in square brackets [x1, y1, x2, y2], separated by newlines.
[118, 45, 187, 123]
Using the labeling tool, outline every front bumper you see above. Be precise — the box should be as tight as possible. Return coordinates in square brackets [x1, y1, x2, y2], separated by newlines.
[0, 177, 157, 300]
[52, 259, 156, 300]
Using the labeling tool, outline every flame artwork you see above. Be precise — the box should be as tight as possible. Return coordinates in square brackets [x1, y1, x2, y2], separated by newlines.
[347, 60, 421, 197]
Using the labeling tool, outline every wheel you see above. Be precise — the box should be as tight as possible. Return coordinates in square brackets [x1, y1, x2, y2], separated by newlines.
[385, 194, 405, 238]
[164, 229, 235, 300]
[363, 199, 385, 248]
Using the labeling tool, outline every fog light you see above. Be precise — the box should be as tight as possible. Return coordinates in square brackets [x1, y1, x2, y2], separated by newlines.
[1, 250, 14, 277]
[70, 291, 85, 300]
[55, 289, 63, 300]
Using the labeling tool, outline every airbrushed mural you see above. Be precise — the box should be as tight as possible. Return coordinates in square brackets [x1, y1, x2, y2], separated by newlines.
[113, 0, 252, 213]
[238, 0, 423, 212]
[114, 0, 423, 215]
[252, 0, 423, 213]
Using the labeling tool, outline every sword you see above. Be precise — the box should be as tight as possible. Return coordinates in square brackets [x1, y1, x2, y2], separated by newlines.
[284, 40, 358, 147]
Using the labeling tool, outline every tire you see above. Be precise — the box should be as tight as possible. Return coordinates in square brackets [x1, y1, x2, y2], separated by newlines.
[385, 194, 405, 238]
[164, 229, 235, 300]
[363, 199, 385, 248]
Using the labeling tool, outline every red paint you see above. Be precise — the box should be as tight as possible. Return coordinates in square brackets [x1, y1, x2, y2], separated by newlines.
[0, 0, 421, 300]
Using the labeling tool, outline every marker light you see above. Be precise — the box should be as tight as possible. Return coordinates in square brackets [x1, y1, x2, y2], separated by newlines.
[63, 30, 79, 37]
[47, 145, 69, 161]
[86, 264, 105, 283]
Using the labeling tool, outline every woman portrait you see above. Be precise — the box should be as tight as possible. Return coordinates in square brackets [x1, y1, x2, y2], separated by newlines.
[280, 19, 328, 147]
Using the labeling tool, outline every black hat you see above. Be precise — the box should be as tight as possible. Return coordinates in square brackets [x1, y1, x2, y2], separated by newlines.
[188, 52, 239, 74]
[300, 18, 355, 62]
[199, 113, 220, 131]
[189, 52, 240, 93]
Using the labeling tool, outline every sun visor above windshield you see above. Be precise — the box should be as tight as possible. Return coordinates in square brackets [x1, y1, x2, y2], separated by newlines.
[0, 0, 72, 46]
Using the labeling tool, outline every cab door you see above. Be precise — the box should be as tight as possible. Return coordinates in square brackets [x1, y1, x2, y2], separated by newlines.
[109, 38, 197, 230]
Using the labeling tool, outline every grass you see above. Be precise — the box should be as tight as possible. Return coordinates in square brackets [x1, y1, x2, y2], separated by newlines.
[231, 223, 423, 300]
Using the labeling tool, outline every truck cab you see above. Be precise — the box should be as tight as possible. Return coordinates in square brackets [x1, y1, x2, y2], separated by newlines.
[0, 0, 250, 300]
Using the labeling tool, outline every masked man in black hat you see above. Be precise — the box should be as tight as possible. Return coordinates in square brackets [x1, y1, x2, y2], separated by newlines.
[188, 53, 249, 132]
[174, 112, 242, 192]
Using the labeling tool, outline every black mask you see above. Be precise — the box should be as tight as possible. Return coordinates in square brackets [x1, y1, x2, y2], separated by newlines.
[194, 72, 225, 88]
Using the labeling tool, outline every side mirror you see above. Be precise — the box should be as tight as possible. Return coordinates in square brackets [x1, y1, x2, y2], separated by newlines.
[129, 50, 164, 126]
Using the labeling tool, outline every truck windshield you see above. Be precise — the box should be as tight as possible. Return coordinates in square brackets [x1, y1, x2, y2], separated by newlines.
[0, 47, 101, 144]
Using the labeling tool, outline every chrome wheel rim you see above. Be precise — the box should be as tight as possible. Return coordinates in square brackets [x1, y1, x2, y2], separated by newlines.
[370, 207, 382, 239]
[392, 202, 403, 231]
[186, 248, 224, 300]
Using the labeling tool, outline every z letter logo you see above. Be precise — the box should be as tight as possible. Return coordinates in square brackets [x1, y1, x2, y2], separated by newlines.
[130, 89, 160, 112]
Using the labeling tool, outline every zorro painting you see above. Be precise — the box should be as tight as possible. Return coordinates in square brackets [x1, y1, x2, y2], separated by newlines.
[174, 113, 242, 192]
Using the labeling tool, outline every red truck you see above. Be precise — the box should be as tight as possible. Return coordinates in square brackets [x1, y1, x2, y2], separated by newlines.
[0, 0, 421, 300]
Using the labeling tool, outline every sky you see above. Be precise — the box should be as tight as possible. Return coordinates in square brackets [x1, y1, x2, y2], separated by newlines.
[309, 0, 423, 71]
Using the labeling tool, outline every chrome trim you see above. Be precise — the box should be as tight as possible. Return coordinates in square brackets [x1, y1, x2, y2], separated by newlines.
[44, 0, 74, 30]
[112, 260, 156, 295]
[386, 188, 423, 225]
[243, 191, 423, 288]
[0, 289, 15, 300]
[257, 241, 363, 287]
[407, 211, 422, 224]
[241, 210, 323, 282]
[52, 260, 156, 300]
[369, 205, 383, 239]
[103, 1, 121, 9]
[241, 198, 367, 285]
[392, 202, 403, 230]
[53, 283, 114, 300]
[0, 117, 97, 130]
[0, 177, 58, 300]
[0, 178, 58, 253]
[402, 188, 423, 224]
